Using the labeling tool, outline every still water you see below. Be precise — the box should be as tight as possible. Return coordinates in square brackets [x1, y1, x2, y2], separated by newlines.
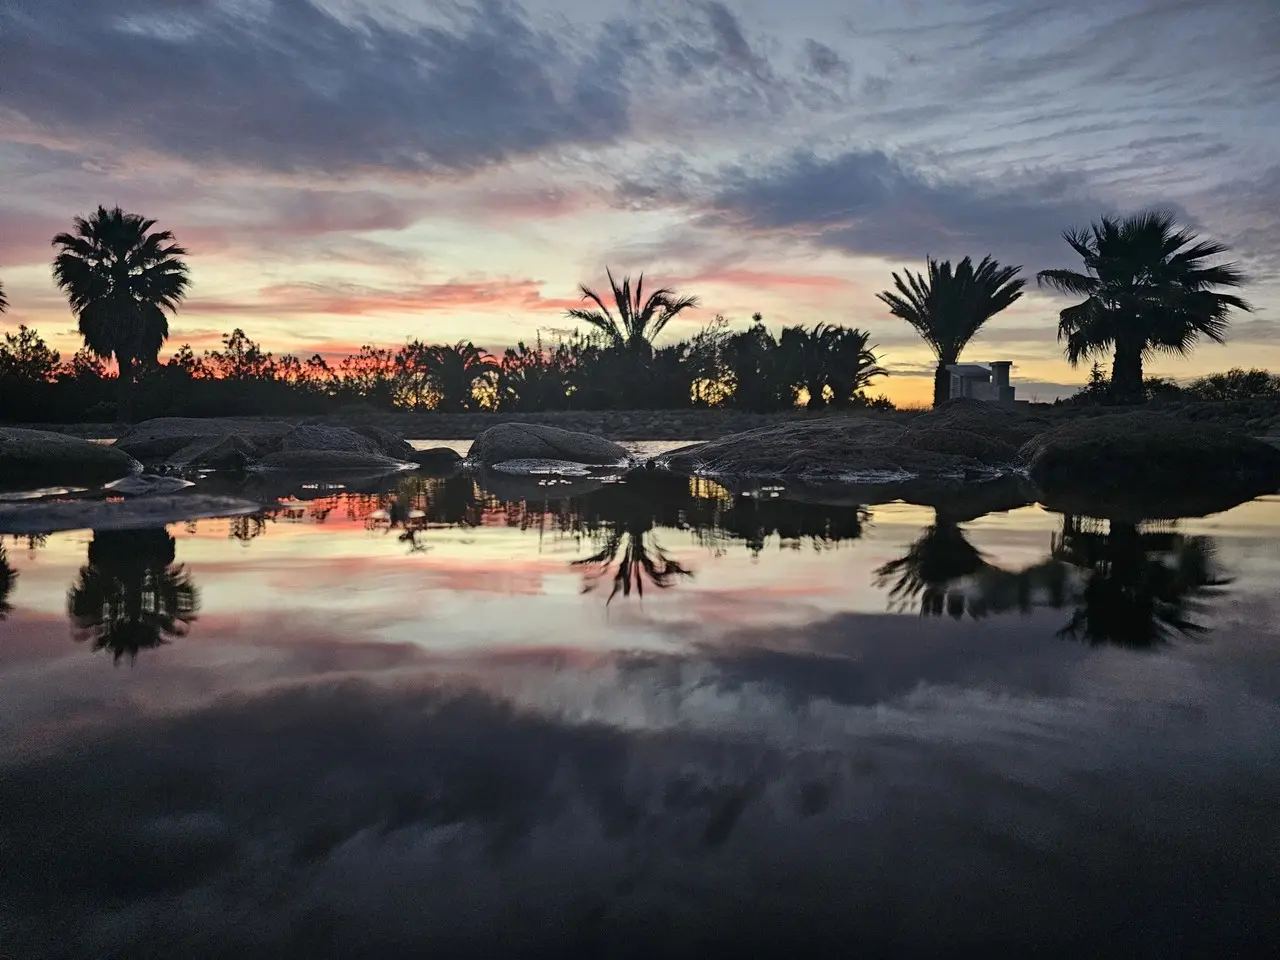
[2, 444, 1279, 957]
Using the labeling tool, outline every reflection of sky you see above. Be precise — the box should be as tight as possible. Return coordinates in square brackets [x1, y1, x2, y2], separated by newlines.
[2, 496, 1280, 954]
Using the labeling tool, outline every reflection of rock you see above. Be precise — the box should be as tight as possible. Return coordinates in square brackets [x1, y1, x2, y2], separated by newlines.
[1020, 412, 1280, 502]
[408, 446, 463, 474]
[0, 494, 260, 534]
[248, 450, 415, 475]
[468, 423, 629, 467]
[476, 470, 606, 503]
[103, 474, 196, 496]
[68, 528, 199, 664]
[114, 417, 293, 463]
[662, 418, 986, 482]
[0, 427, 140, 491]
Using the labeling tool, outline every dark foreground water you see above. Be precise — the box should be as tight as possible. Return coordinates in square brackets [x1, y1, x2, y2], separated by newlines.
[2, 452, 1279, 957]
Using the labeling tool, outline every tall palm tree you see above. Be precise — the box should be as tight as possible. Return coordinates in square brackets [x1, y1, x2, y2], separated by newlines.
[67, 528, 200, 664]
[1036, 211, 1250, 403]
[0, 278, 8, 314]
[565, 267, 699, 357]
[52, 205, 190, 422]
[426, 341, 498, 413]
[877, 256, 1024, 407]
[779, 323, 834, 409]
[825, 326, 888, 408]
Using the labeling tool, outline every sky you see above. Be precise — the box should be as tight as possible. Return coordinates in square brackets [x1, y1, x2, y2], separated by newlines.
[1, 0, 1278, 406]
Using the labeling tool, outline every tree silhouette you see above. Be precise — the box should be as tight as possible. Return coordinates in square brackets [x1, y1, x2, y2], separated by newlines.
[0, 544, 16, 620]
[565, 268, 699, 357]
[877, 255, 1024, 407]
[52, 206, 190, 422]
[0, 278, 7, 314]
[1052, 516, 1230, 648]
[424, 341, 498, 412]
[67, 529, 200, 664]
[1036, 211, 1250, 403]
[874, 511, 989, 617]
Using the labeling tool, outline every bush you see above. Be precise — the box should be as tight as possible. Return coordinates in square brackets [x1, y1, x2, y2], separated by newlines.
[1185, 368, 1280, 402]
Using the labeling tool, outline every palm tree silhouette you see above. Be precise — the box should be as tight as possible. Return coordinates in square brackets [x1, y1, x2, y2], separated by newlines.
[877, 255, 1024, 407]
[1036, 210, 1250, 403]
[52, 206, 190, 422]
[67, 528, 200, 664]
[425, 341, 498, 412]
[0, 277, 8, 314]
[1052, 516, 1230, 648]
[0, 544, 16, 620]
[565, 268, 699, 357]
[874, 511, 990, 617]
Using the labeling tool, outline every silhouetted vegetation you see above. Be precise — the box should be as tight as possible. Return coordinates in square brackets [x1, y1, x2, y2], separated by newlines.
[67, 528, 200, 663]
[1037, 211, 1251, 404]
[0, 544, 15, 620]
[877, 255, 1024, 407]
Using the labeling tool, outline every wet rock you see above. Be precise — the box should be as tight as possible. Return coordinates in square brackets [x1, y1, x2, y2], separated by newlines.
[115, 417, 292, 462]
[350, 424, 416, 460]
[281, 424, 381, 456]
[0, 427, 140, 491]
[660, 418, 983, 482]
[1020, 411, 1280, 501]
[490, 459, 597, 476]
[0, 494, 261, 534]
[247, 450, 415, 475]
[166, 434, 262, 471]
[468, 423, 629, 467]
[408, 446, 463, 473]
[898, 428, 1019, 466]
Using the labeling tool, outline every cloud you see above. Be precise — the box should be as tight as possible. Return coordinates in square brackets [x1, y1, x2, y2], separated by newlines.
[0, 0, 631, 176]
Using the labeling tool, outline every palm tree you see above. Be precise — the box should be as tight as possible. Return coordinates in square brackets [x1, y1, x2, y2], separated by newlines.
[67, 528, 200, 664]
[874, 512, 990, 617]
[52, 206, 190, 422]
[825, 326, 888, 408]
[565, 267, 699, 357]
[780, 324, 834, 409]
[0, 278, 8, 314]
[426, 341, 498, 412]
[1036, 211, 1250, 403]
[877, 256, 1025, 407]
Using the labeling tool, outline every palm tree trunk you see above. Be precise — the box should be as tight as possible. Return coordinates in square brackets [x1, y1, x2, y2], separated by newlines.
[932, 362, 950, 407]
[806, 375, 824, 410]
[1110, 340, 1144, 404]
[116, 356, 135, 424]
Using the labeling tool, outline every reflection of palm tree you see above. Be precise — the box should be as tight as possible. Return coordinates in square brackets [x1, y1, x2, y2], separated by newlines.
[0, 544, 16, 619]
[572, 516, 692, 604]
[1052, 517, 1229, 648]
[67, 529, 200, 663]
[874, 513, 987, 617]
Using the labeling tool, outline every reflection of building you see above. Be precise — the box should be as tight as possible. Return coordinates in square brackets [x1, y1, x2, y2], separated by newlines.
[946, 361, 1014, 404]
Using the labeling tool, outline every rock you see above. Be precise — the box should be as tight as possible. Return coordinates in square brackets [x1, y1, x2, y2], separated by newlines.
[166, 434, 262, 471]
[115, 417, 292, 462]
[898, 427, 1019, 466]
[408, 446, 464, 473]
[103, 474, 196, 496]
[281, 424, 381, 456]
[1020, 412, 1280, 502]
[906, 398, 1048, 447]
[467, 423, 629, 467]
[247, 450, 415, 475]
[660, 418, 984, 481]
[350, 424, 416, 460]
[0, 494, 261, 534]
[0, 428, 141, 492]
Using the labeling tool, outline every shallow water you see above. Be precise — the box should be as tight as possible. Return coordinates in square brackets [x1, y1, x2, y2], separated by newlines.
[2, 461, 1279, 956]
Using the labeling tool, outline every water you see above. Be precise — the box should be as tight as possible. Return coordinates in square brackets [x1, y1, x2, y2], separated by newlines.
[1, 458, 1279, 956]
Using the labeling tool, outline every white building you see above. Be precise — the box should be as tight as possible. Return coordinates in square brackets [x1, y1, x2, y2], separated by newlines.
[945, 361, 1015, 404]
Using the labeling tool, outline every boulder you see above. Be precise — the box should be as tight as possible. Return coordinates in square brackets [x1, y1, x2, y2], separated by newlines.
[115, 417, 292, 462]
[166, 434, 262, 471]
[350, 424, 416, 460]
[905, 398, 1048, 448]
[408, 446, 463, 473]
[1020, 412, 1280, 501]
[247, 450, 415, 475]
[898, 427, 1019, 466]
[0, 428, 141, 491]
[281, 424, 381, 456]
[660, 418, 985, 481]
[467, 423, 629, 467]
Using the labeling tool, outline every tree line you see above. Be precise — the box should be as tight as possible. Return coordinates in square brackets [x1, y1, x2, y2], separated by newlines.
[0, 203, 1256, 423]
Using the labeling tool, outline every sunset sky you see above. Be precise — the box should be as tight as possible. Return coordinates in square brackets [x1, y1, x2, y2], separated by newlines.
[1, 0, 1277, 405]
